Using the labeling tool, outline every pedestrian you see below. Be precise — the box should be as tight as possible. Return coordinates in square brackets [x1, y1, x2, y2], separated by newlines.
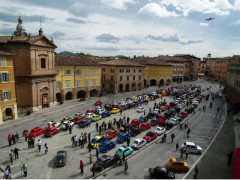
[99, 125, 102, 135]
[187, 128, 190, 138]
[36, 139, 42, 152]
[89, 154, 92, 164]
[124, 159, 128, 172]
[127, 137, 130, 147]
[91, 164, 96, 177]
[44, 143, 48, 154]
[144, 110, 146, 116]
[88, 141, 91, 153]
[81, 137, 84, 148]
[186, 147, 190, 159]
[171, 133, 175, 143]
[180, 148, 184, 158]
[24, 131, 28, 142]
[80, 160, 84, 174]
[88, 132, 91, 142]
[193, 165, 199, 179]
[96, 146, 99, 160]
[21, 163, 28, 177]
[68, 125, 73, 134]
[127, 117, 130, 124]
[12, 134, 16, 144]
[3, 167, 9, 179]
[71, 136, 75, 147]
[13, 147, 20, 159]
[74, 135, 78, 147]
[28, 138, 31, 149]
[176, 143, 179, 151]
[8, 134, 12, 146]
[96, 122, 99, 132]
[9, 149, 14, 165]
[228, 151, 234, 165]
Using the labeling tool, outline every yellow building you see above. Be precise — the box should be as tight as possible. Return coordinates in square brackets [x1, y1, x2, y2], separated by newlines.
[55, 55, 101, 101]
[0, 51, 18, 124]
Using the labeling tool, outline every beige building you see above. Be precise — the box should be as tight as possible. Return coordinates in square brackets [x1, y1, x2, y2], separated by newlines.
[100, 59, 145, 94]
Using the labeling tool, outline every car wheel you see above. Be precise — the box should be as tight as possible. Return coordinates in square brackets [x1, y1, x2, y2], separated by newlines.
[198, 151, 202, 155]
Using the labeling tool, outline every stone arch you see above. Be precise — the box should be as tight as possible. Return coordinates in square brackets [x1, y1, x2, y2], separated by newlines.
[3, 107, 13, 121]
[90, 89, 98, 97]
[119, 84, 124, 93]
[132, 83, 136, 91]
[66, 91, 73, 100]
[56, 93, 62, 102]
[166, 79, 171, 85]
[150, 79, 157, 86]
[144, 79, 147, 87]
[125, 83, 130, 92]
[159, 79, 164, 85]
[77, 90, 86, 99]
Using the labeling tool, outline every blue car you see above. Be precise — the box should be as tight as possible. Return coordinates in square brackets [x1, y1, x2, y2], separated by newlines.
[99, 141, 116, 153]
[147, 92, 153, 96]
[116, 145, 133, 157]
[138, 99, 145, 104]
[101, 111, 111, 118]
[139, 115, 147, 122]
[78, 119, 91, 128]
[117, 133, 131, 143]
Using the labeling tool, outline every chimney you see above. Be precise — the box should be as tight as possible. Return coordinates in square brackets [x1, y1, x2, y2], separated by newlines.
[51, 38, 54, 43]
[39, 28, 43, 36]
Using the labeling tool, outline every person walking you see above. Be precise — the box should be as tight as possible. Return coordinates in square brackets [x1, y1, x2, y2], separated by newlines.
[171, 133, 175, 143]
[186, 147, 190, 159]
[176, 143, 179, 151]
[88, 141, 91, 153]
[96, 147, 99, 160]
[12, 134, 16, 145]
[127, 117, 130, 124]
[187, 128, 190, 138]
[80, 160, 84, 175]
[13, 147, 20, 159]
[68, 125, 73, 134]
[89, 154, 92, 164]
[180, 148, 184, 159]
[96, 122, 99, 132]
[193, 165, 199, 179]
[91, 164, 96, 177]
[124, 159, 128, 172]
[36, 139, 42, 152]
[8, 134, 12, 146]
[88, 132, 91, 142]
[44, 143, 48, 154]
[127, 137, 130, 147]
[21, 163, 28, 177]
[9, 149, 14, 165]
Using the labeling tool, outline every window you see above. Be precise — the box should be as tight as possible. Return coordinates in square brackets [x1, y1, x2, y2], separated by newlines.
[85, 80, 89, 87]
[133, 75, 135, 80]
[155, 67, 157, 70]
[93, 79, 97, 86]
[127, 76, 129, 81]
[151, 67, 153, 70]
[126, 69, 130, 73]
[119, 69, 124, 73]
[155, 73, 157, 77]
[151, 72, 153, 77]
[56, 69, 61, 75]
[139, 69, 142, 73]
[133, 70, 136, 73]
[86, 69, 89, 75]
[102, 68, 105, 72]
[0, 73, 9, 82]
[110, 69, 114, 73]
[66, 70, 71, 75]
[66, 80, 71, 88]
[139, 76, 141, 80]
[102, 83, 105, 88]
[111, 76, 113, 81]
[102, 75, 105, 80]
[1, 58, 6, 67]
[76, 80, 80, 87]
[75, 70, 81, 75]
[41, 58, 46, 68]
[93, 69, 97, 74]
[120, 76, 123, 81]
[2, 91, 11, 101]
[56, 81, 61, 89]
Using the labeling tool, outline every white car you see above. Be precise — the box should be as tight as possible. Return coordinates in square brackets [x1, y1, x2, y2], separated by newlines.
[98, 109, 106, 115]
[153, 109, 160, 114]
[137, 107, 145, 113]
[48, 121, 61, 128]
[181, 141, 202, 154]
[152, 92, 157, 96]
[193, 101, 199, 106]
[155, 127, 166, 135]
[218, 92, 223, 97]
[131, 138, 147, 149]
[74, 113, 85, 117]
[126, 99, 133, 104]
[86, 113, 94, 119]
[61, 121, 74, 130]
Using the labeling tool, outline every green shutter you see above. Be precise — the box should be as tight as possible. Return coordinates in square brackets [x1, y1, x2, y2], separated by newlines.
[6, 73, 9, 82]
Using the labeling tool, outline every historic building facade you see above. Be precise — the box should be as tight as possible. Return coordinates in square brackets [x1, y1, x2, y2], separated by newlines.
[0, 51, 18, 124]
[100, 59, 144, 94]
[55, 55, 101, 101]
[0, 17, 57, 112]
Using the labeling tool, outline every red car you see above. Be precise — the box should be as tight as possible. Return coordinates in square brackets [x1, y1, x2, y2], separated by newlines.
[95, 100, 103, 106]
[130, 119, 141, 127]
[149, 96, 154, 101]
[140, 123, 151, 130]
[143, 131, 158, 142]
[74, 116, 85, 124]
[29, 127, 45, 137]
[181, 111, 188, 118]
[158, 114, 167, 120]
[45, 127, 60, 137]
[106, 130, 120, 139]
[85, 109, 95, 114]
[158, 119, 166, 126]
[126, 103, 134, 108]
[165, 104, 171, 109]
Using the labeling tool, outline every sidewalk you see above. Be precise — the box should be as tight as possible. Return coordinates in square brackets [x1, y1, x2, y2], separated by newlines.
[186, 103, 238, 179]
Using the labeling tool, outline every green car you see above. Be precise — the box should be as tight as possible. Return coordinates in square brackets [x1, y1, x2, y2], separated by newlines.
[91, 114, 102, 122]
[139, 115, 147, 122]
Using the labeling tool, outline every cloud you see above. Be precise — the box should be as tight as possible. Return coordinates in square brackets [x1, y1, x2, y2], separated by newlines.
[49, 31, 65, 39]
[138, 3, 179, 17]
[160, 0, 233, 16]
[145, 34, 180, 42]
[0, 28, 15, 35]
[100, 0, 136, 10]
[66, 18, 85, 24]
[234, 0, 240, 10]
[179, 40, 203, 45]
[69, 2, 89, 17]
[85, 46, 119, 52]
[200, 22, 209, 26]
[96, 33, 120, 43]
[231, 19, 240, 25]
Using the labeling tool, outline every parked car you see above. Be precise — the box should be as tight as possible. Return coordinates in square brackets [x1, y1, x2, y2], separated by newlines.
[47, 121, 61, 128]
[29, 127, 45, 137]
[139, 115, 147, 122]
[91, 136, 105, 149]
[160, 106, 167, 111]
[143, 131, 158, 142]
[130, 127, 142, 137]
[106, 130, 120, 139]
[158, 118, 166, 126]
[116, 145, 133, 157]
[85, 109, 95, 114]
[181, 111, 188, 118]
[163, 122, 174, 130]
[86, 113, 94, 119]
[150, 117, 158, 126]
[131, 138, 147, 150]
[104, 104, 112, 111]
[137, 106, 145, 113]
[74, 116, 85, 124]
[170, 118, 179, 126]
[94, 155, 115, 171]
[117, 133, 131, 143]
[61, 117, 74, 124]
[61, 121, 74, 130]
[111, 108, 120, 114]
[140, 123, 151, 130]
[130, 119, 141, 127]
[166, 157, 190, 172]
[99, 141, 116, 153]
[95, 100, 103, 106]
[149, 166, 175, 179]
[78, 119, 91, 128]
[147, 112, 156, 119]
[55, 150, 67, 167]
[155, 126, 166, 135]
[45, 127, 60, 137]
[181, 141, 202, 154]
[91, 114, 102, 122]
[193, 101, 199, 106]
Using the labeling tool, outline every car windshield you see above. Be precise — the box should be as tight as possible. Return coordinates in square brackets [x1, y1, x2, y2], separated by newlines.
[92, 138, 99, 143]
[133, 140, 139, 144]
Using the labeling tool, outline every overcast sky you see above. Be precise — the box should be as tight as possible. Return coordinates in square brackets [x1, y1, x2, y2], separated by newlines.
[1, 0, 240, 58]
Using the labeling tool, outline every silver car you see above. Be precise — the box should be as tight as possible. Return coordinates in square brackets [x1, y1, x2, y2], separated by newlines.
[131, 138, 147, 150]
[181, 141, 202, 154]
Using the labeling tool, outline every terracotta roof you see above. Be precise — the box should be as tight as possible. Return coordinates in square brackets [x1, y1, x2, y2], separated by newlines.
[133, 55, 185, 65]
[100, 59, 145, 67]
[0, 50, 15, 56]
[55, 55, 101, 66]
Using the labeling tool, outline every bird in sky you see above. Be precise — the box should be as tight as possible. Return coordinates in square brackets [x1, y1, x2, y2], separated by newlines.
[205, 17, 215, 21]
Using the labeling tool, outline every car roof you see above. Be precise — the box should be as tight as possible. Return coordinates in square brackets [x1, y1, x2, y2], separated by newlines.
[184, 141, 196, 146]
[57, 150, 67, 154]
[155, 166, 168, 173]
[146, 131, 155, 136]
[134, 138, 143, 142]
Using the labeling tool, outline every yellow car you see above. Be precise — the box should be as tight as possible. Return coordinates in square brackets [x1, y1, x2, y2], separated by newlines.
[111, 108, 120, 114]
[160, 106, 167, 111]
[91, 136, 105, 149]
[158, 93, 162, 98]
[132, 97, 139, 102]
[166, 157, 190, 171]
[61, 117, 73, 123]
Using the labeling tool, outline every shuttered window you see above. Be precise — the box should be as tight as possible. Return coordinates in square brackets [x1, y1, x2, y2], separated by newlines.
[0, 73, 10, 82]
[2, 91, 11, 101]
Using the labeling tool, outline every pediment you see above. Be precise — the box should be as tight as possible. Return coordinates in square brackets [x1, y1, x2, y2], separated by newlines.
[32, 39, 55, 48]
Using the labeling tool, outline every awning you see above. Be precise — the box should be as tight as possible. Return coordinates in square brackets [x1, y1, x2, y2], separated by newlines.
[198, 73, 205, 76]
[230, 96, 240, 103]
